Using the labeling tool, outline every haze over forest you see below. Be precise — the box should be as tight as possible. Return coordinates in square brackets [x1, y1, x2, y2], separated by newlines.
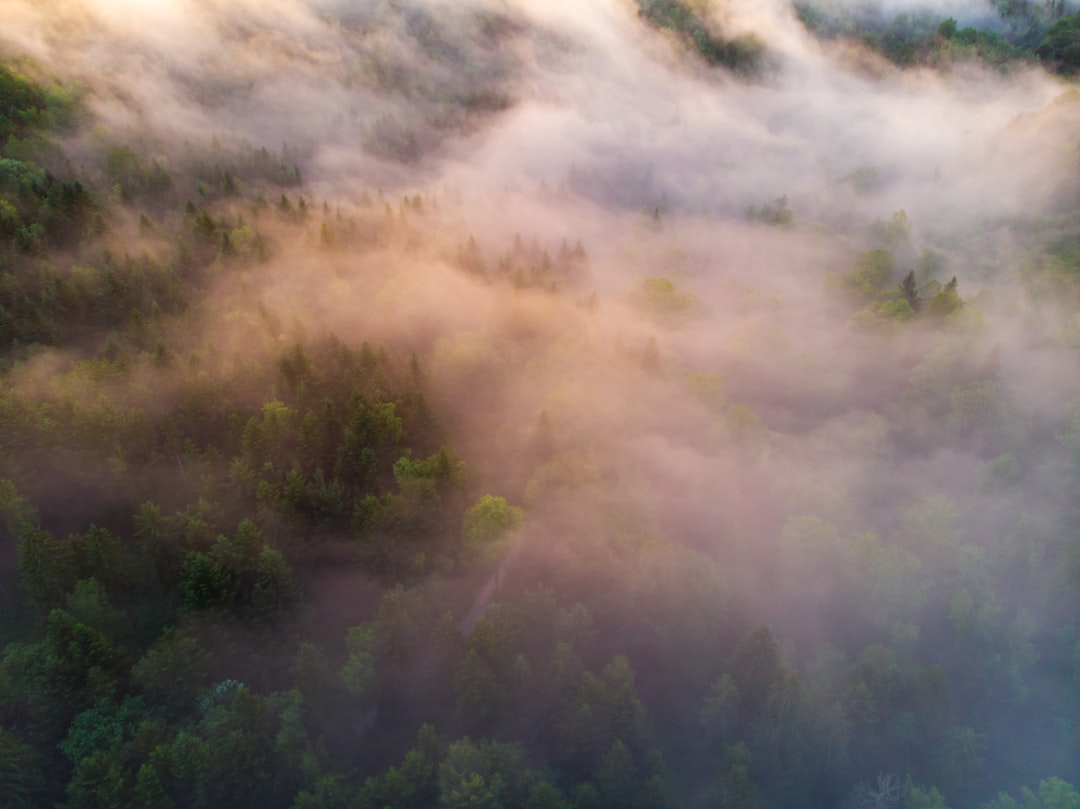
[2, 1, 1080, 807]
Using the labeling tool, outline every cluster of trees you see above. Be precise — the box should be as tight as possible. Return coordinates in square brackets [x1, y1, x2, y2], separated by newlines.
[455, 233, 589, 293]
[992, 0, 1074, 47]
[0, 328, 470, 569]
[842, 248, 963, 323]
[746, 196, 793, 227]
[0, 63, 93, 266]
[795, 1, 1079, 73]
[634, 276, 702, 325]
[342, 2, 524, 162]
[634, 0, 765, 74]
[836, 211, 964, 326]
[1034, 12, 1080, 73]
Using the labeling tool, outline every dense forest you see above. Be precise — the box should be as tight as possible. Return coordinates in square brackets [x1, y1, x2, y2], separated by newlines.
[793, 1, 1060, 69]
[2, 0, 1080, 807]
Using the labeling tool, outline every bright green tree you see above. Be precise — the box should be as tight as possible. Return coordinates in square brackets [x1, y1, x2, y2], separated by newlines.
[462, 495, 522, 560]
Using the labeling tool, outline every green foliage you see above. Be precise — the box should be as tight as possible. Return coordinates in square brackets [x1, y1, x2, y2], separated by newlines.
[928, 277, 963, 320]
[59, 696, 145, 764]
[462, 495, 523, 559]
[878, 296, 916, 321]
[365, 115, 421, 163]
[713, 743, 763, 809]
[0, 63, 74, 142]
[17, 526, 76, 606]
[877, 209, 911, 246]
[179, 551, 233, 610]
[0, 478, 36, 540]
[747, 195, 793, 226]
[635, 0, 765, 74]
[336, 396, 404, 488]
[1037, 14, 1080, 74]
[844, 166, 882, 195]
[0, 727, 46, 809]
[556, 655, 650, 776]
[799, 1, 1041, 70]
[982, 778, 1080, 809]
[132, 627, 208, 713]
[340, 626, 377, 701]
[728, 626, 781, 713]
[796, 2, 1033, 70]
[906, 780, 951, 809]
[438, 738, 535, 809]
[357, 724, 440, 809]
[637, 276, 701, 323]
[845, 249, 896, 298]
[838, 239, 965, 328]
[700, 673, 739, 741]
[900, 270, 921, 313]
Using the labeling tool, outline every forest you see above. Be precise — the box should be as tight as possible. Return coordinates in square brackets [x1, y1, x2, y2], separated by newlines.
[1, 0, 1080, 807]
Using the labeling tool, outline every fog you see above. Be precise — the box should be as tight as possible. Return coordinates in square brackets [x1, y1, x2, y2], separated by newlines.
[1, 0, 1079, 806]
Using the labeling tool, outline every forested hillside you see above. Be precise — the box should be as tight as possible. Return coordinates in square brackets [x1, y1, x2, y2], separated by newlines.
[795, 0, 1080, 72]
[1, 1, 1080, 808]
